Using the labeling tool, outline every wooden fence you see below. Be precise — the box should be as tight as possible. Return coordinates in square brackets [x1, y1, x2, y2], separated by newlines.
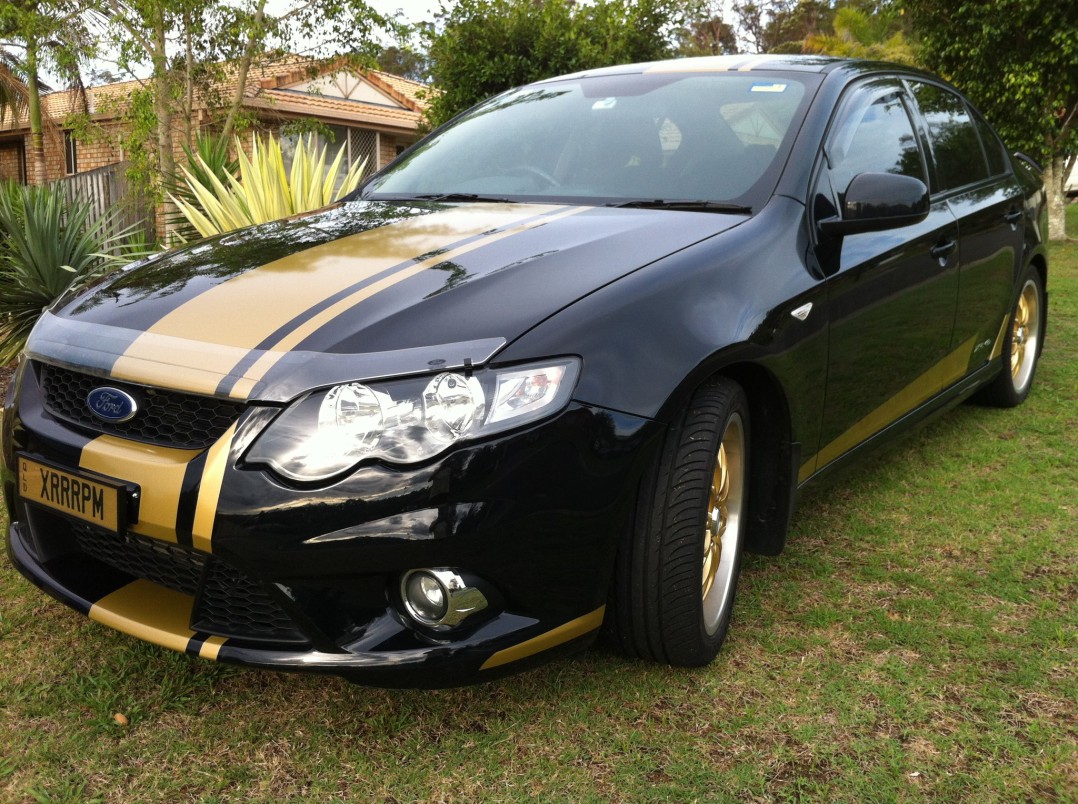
[53, 162, 156, 249]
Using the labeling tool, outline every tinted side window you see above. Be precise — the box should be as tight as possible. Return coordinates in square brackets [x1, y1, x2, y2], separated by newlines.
[910, 82, 990, 191]
[829, 91, 925, 197]
[972, 113, 1009, 176]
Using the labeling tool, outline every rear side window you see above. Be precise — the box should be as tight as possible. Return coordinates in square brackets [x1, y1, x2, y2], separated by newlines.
[909, 82, 990, 191]
[972, 113, 1009, 177]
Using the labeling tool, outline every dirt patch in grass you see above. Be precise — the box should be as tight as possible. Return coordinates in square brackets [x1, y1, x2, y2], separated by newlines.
[0, 363, 13, 398]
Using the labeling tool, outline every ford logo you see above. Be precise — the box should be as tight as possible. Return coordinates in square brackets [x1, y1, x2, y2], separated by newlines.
[86, 387, 139, 423]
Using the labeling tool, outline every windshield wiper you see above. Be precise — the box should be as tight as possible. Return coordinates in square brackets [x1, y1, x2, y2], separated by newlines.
[607, 199, 752, 214]
[412, 192, 516, 203]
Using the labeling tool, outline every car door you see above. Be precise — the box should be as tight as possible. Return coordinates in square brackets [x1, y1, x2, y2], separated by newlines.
[905, 80, 1026, 370]
[809, 78, 961, 470]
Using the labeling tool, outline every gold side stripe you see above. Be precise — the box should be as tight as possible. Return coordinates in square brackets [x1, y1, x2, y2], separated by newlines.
[89, 580, 196, 654]
[231, 205, 588, 398]
[79, 436, 199, 543]
[801, 337, 977, 478]
[192, 422, 238, 553]
[111, 204, 583, 399]
[480, 606, 605, 670]
[989, 312, 1010, 361]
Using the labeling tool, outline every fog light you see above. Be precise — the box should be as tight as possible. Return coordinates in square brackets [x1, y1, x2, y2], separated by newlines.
[400, 569, 489, 629]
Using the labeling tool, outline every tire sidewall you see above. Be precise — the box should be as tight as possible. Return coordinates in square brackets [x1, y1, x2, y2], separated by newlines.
[1002, 270, 1045, 405]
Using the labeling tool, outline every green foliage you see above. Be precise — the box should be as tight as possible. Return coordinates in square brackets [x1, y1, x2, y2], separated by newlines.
[0, 183, 143, 363]
[101, 86, 165, 204]
[804, 6, 917, 64]
[676, 13, 739, 56]
[377, 43, 431, 83]
[902, 0, 1078, 165]
[163, 131, 240, 240]
[424, 0, 689, 128]
[168, 135, 366, 237]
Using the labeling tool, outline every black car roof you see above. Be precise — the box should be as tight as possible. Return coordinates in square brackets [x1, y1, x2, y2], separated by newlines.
[540, 54, 928, 83]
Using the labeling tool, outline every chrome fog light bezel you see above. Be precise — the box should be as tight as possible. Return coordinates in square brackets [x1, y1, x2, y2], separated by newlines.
[400, 568, 490, 629]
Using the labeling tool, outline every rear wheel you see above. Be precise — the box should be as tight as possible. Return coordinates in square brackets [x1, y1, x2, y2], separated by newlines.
[976, 269, 1045, 407]
[608, 377, 749, 666]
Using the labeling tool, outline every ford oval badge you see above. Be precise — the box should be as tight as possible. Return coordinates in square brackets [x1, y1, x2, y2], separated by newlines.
[86, 387, 138, 423]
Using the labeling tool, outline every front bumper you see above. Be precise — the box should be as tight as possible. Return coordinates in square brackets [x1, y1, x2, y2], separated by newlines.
[4, 361, 659, 687]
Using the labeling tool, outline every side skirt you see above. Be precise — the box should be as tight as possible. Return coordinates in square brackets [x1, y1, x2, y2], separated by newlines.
[799, 361, 999, 489]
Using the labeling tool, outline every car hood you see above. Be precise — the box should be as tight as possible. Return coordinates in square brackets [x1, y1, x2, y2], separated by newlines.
[28, 200, 743, 402]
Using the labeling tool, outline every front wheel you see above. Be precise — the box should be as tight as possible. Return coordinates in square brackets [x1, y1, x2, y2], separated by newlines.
[608, 377, 750, 667]
[976, 269, 1045, 407]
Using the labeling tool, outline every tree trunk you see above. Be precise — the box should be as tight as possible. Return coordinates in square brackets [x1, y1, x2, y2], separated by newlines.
[150, 8, 177, 242]
[25, 38, 46, 185]
[1044, 155, 1067, 241]
[183, 11, 195, 150]
[220, 0, 267, 142]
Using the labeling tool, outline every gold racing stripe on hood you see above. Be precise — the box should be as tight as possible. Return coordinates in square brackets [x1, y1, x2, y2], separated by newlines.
[79, 436, 200, 543]
[229, 205, 589, 399]
[110, 205, 578, 399]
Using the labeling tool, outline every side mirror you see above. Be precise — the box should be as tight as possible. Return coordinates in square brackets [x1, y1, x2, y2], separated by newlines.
[819, 172, 930, 237]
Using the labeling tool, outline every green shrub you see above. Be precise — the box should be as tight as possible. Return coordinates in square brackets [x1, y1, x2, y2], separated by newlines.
[0, 182, 145, 364]
[169, 134, 366, 238]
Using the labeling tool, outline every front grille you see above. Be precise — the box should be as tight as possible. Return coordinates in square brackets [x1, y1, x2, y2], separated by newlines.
[37, 363, 245, 450]
[73, 524, 206, 595]
[192, 560, 309, 643]
[70, 523, 308, 645]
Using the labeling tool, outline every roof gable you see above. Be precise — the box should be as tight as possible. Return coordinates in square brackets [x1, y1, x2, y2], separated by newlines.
[278, 72, 405, 108]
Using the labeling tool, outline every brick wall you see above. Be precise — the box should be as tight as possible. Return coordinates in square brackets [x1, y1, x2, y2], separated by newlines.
[76, 127, 123, 174]
[0, 141, 24, 183]
[379, 133, 418, 168]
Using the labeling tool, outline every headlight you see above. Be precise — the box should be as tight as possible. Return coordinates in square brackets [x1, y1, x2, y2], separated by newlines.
[246, 358, 580, 481]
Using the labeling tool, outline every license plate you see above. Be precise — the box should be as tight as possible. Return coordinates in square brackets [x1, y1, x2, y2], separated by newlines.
[17, 455, 129, 533]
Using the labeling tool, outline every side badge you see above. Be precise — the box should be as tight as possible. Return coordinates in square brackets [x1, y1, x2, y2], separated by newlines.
[790, 303, 813, 322]
[87, 387, 139, 423]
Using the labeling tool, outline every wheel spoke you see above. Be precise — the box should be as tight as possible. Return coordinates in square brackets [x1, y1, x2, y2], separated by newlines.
[700, 412, 745, 635]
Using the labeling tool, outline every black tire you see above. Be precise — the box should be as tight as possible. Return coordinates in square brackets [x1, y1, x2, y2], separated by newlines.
[607, 376, 750, 667]
[975, 268, 1045, 408]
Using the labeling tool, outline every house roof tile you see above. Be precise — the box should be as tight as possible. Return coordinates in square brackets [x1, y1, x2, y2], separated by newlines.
[0, 56, 428, 135]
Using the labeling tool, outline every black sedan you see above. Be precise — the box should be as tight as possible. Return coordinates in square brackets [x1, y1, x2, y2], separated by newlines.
[3, 56, 1047, 687]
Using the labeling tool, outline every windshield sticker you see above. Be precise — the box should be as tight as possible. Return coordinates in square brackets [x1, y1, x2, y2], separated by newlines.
[591, 97, 618, 110]
[750, 82, 788, 93]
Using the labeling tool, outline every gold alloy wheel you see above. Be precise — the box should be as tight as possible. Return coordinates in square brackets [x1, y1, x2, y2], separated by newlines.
[701, 412, 745, 635]
[1010, 278, 1041, 392]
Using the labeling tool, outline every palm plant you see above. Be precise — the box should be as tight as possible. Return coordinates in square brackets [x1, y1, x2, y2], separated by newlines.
[165, 131, 241, 240]
[1, 2, 97, 184]
[169, 134, 367, 238]
[0, 182, 142, 363]
[0, 59, 30, 125]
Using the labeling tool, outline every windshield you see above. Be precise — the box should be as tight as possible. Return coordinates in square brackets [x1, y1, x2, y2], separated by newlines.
[363, 71, 815, 208]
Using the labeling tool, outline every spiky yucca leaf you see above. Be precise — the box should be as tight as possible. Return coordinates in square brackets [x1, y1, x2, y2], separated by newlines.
[169, 135, 366, 238]
[0, 182, 147, 363]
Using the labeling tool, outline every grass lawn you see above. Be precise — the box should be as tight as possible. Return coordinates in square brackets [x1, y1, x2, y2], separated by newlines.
[2, 237, 1075, 802]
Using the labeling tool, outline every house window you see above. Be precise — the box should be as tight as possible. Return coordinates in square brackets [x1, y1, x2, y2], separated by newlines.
[348, 128, 379, 178]
[64, 131, 77, 175]
[279, 125, 379, 181]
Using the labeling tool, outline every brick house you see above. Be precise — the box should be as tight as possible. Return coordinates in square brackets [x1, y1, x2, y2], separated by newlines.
[0, 56, 429, 191]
